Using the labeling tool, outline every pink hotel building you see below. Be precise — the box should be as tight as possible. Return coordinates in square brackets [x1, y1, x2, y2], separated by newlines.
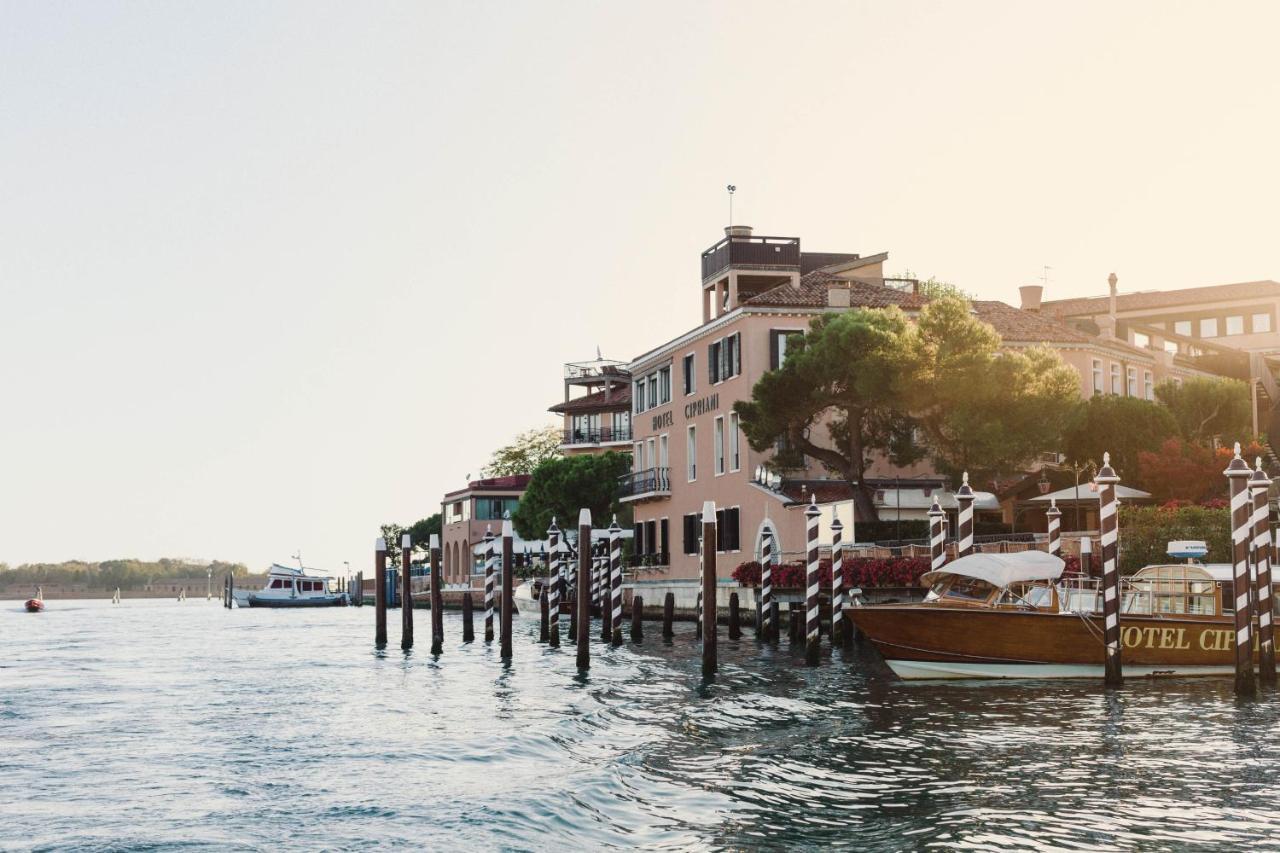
[545, 224, 1280, 592]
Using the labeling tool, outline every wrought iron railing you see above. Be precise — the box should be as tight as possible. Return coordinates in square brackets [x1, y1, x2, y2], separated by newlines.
[618, 467, 670, 498]
[562, 426, 633, 445]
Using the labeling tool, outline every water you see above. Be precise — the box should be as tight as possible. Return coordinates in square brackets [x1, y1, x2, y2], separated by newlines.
[5, 601, 1280, 851]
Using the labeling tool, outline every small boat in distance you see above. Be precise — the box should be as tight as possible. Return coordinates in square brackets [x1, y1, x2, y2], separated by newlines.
[231, 564, 349, 608]
[25, 587, 44, 613]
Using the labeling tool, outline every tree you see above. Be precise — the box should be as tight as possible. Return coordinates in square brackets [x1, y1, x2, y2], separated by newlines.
[511, 452, 633, 542]
[379, 523, 406, 569]
[1062, 395, 1179, 485]
[1138, 437, 1268, 504]
[1154, 377, 1252, 446]
[483, 426, 562, 477]
[735, 308, 920, 522]
[903, 297, 1080, 482]
[895, 269, 974, 300]
[407, 514, 441, 550]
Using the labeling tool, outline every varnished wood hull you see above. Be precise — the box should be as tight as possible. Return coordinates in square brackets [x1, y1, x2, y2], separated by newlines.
[849, 605, 1249, 680]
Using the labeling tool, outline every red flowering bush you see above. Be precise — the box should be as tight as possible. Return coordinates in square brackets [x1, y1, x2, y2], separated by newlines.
[732, 556, 930, 589]
[1062, 553, 1101, 576]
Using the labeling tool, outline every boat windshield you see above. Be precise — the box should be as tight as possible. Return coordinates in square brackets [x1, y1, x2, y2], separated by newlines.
[933, 576, 996, 602]
[996, 582, 1055, 609]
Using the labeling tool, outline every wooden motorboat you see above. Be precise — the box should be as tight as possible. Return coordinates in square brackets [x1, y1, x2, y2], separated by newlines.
[849, 549, 1266, 680]
[24, 598, 44, 613]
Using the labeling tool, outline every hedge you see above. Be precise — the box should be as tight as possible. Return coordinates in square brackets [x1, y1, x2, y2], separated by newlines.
[732, 556, 930, 589]
[1118, 503, 1230, 574]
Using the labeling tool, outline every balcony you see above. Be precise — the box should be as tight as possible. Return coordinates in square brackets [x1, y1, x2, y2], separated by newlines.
[619, 467, 671, 502]
[626, 552, 670, 570]
[701, 234, 801, 281]
[562, 426, 633, 447]
[564, 359, 630, 382]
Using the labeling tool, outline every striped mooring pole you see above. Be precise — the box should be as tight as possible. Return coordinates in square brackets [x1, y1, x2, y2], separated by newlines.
[598, 541, 611, 643]
[400, 534, 414, 650]
[1096, 453, 1123, 686]
[928, 497, 946, 571]
[501, 514, 514, 660]
[955, 471, 975, 559]
[559, 535, 572, 639]
[759, 525, 774, 643]
[374, 537, 388, 647]
[1046, 498, 1062, 559]
[804, 496, 821, 666]
[1226, 443, 1255, 696]
[609, 516, 623, 647]
[547, 519, 561, 648]
[1251, 458, 1275, 685]
[830, 515, 845, 648]
[701, 501, 718, 678]
[576, 509, 592, 670]
[429, 534, 443, 655]
[482, 528, 496, 643]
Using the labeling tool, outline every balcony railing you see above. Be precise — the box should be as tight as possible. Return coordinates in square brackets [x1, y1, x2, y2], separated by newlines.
[626, 552, 670, 569]
[564, 359, 630, 381]
[619, 467, 670, 499]
[701, 235, 801, 280]
[562, 426, 633, 446]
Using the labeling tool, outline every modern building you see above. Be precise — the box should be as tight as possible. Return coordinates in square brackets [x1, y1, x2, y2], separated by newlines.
[550, 356, 632, 456]
[440, 475, 530, 586]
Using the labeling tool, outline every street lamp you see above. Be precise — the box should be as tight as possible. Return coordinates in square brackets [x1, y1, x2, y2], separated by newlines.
[206, 566, 212, 601]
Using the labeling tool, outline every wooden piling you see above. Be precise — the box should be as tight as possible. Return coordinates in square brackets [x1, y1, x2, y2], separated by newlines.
[956, 472, 976, 559]
[374, 538, 388, 647]
[830, 516, 844, 648]
[695, 590, 703, 640]
[1046, 499, 1062, 559]
[1251, 459, 1276, 685]
[228, 574, 234, 609]
[539, 588, 550, 643]
[462, 592, 475, 642]
[429, 535, 443, 655]
[728, 592, 741, 639]
[599, 541, 611, 643]
[502, 516, 515, 660]
[928, 498, 945, 573]
[790, 603, 803, 644]
[701, 501, 718, 678]
[804, 497, 820, 666]
[483, 527, 495, 643]
[662, 592, 674, 638]
[609, 517, 623, 647]
[771, 600, 779, 643]
[1097, 453, 1124, 687]
[759, 525, 774, 643]
[631, 595, 644, 642]
[1226, 444, 1255, 696]
[547, 520, 560, 648]
[401, 535, 414, 650]
[576, 509, 591, 670]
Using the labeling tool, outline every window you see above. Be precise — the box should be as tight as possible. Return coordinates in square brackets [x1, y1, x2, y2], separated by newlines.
[1133, 331, 1150, 349]
[1225, 315, 1245, 335]
[713, 507, 741, 552]
[1174, 320, 1192, 336]
[645, 520, 656, 558]
[646, 438, 655, 473]
[1253, 313, 1272, 333]
[1144, 370, 1154, 401]
[683, 514, 699, 555]
[682, 353, 696, 395]
[658, 434, 668, 471]
[634, 379, 646, 413]
[475, 497, 520, 520]
[1110, 363, 1122, 395]
[270, 579, 285, 589]
[724, 333, 741, 378]
[1091, 359, 1103, 395]
[729, 412, 741, 471]
[714, 416, 725, 475]
[633, 522, 645, 556]
[1200, 317, 1218, 337]
[708, 341, 721, 384]
[648, 374, 658, 408]
[687, 426, 697, 481]
[657, 367, 671, 404]
[771, 330, 799, 370]
[659, 519, 669, 557]
[1127, 366, 1137, 397]
[634, 441, 645, 470]
[1164, 340, 1179, 355]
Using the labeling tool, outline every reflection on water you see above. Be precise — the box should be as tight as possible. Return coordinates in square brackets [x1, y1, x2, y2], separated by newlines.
[4, 600, 1280, 850]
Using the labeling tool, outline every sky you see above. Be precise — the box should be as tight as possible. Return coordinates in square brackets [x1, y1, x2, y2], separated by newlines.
[2, 2, 1279, 571]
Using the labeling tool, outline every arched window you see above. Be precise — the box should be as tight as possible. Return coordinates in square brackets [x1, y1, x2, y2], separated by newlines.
[754, 516, 782, 563]
[462, 540, 469, 580]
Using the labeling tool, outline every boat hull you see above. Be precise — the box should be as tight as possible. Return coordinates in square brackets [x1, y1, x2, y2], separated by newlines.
[850, 605, 1249, 680]
[24, 599, 44, 613]
[246, 594, 348, 608]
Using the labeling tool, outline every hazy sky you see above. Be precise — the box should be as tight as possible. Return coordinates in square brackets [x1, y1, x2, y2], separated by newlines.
[3, 2, 1278, 571]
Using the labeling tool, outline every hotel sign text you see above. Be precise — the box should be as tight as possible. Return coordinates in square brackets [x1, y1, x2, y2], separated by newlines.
[685, 393, 719, 420]
[651, 411, 673, 431]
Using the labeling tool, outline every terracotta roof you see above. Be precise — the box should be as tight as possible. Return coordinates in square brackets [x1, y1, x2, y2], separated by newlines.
[443, 474, 531, 499]
[1042, 280, 1280, 318]
[548, 385, 631, 415]
[972, 301, 1156, 359]
[743, 269, 927, 309]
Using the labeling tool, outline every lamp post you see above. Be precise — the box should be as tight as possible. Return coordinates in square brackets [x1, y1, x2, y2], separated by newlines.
[206, 566, 212, 601]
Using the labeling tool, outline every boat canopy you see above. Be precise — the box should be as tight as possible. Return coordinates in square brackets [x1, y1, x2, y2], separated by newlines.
[921, 550, 1065, 589]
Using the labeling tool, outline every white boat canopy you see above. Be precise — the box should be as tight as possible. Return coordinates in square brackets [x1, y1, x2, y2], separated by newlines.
[921, 550, 1065, 589]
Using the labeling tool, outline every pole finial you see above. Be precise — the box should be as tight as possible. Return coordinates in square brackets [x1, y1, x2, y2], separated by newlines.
[579, 508, 592, 526]
[1103, 452, 1110, 467]
[1258, 457, 1265, 472]
[1234, 441, 1243, 459]
[702, 500, 717, 523]
[962, 471, 969, 486]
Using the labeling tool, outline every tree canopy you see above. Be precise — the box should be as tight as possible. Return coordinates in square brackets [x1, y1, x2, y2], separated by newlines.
[1061, 394, 1179, 485]
[511, 451, 632, 542]
[483, 425, 562, 477]
[0, 558, 249, 591]
[1154, 377, 1252, 446]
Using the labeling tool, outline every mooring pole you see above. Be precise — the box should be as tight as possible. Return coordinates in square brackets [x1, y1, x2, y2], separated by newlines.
[1046, 499, 1062, 559]
[662, 592, 675, 638]
[956, 472, 975, 559]
[728, 592, 741, 639]
[1097, 453, 1123, 687]
[599, 540, 611, 642]
[483, 527, 496, 643]
[830, 515, 844, 648]
[401, 534, 414, 650]
[1251, 458, 1275, 685]
[547, 519, 561, 648]
[501, 515, 514, 660]
[631, 595, 644, 642]
[374, 538, 388, 647]
[695, 589, 703, 640]
[228, 574, 234, 609]
[701, 500, 718, 678]
[609, 516, 623, 647]
[577, 509, 592, 670]
[1226, 444, 1256, 696]
[462, 592, 475, 642]
[804, 497, 821, 666]
[760, 525, 774, 643]
[429, 534, 443, 655]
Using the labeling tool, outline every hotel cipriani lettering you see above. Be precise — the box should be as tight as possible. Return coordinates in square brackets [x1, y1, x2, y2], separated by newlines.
[1119, 625, 1254, 652]
[684, 393, 719, 420]
[651, 410, 674, 431]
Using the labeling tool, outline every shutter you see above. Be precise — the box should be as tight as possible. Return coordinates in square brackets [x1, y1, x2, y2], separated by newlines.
[634, 523, 644, 555]
[719, 339, 729, 381]
[716, 509, 726, 551]
[660, 519, 669, 556]
[683, 515, 695, 554]
[734, 334, 742, 376]
[728, 508, 741, 551]
[646, 521, 657, 558]
[708, 343, 717, 384]
[769, 331, 779, 370]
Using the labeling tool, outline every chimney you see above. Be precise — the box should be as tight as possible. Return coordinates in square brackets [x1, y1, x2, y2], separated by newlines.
[828, 284, 851, 308]
[724, 225, 753, 238]
[1108, 272, 1118, 318]
[1019, 284, 1043, 312]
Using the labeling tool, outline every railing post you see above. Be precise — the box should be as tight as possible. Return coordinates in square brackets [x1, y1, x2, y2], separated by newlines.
[1097, 453, 1123, 687]
[1226, 444, 1255, 696]
[1250, 459, 1275, 685]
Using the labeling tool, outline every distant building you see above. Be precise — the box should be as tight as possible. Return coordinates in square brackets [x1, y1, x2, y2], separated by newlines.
[439, 475, 530, 586]
[549, 357, 632, 456]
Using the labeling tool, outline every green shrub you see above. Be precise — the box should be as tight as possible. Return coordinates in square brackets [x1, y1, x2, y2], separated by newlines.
[1118, 503, 1230, 574]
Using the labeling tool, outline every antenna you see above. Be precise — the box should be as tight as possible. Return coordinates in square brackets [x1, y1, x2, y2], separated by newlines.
[1041, 265, 1053, 289]
[726, 184, 736, 226]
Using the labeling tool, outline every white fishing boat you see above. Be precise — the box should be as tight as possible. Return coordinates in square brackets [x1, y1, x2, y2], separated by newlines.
[231, 564, 349, 608]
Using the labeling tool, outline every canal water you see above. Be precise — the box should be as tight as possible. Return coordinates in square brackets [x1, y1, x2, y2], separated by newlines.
[5, 600, 1280, 850]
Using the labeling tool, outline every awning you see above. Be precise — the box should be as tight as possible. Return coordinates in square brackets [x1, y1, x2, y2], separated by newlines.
[1027, 484, 1152, 503]
[920, 550, 1065, 588]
